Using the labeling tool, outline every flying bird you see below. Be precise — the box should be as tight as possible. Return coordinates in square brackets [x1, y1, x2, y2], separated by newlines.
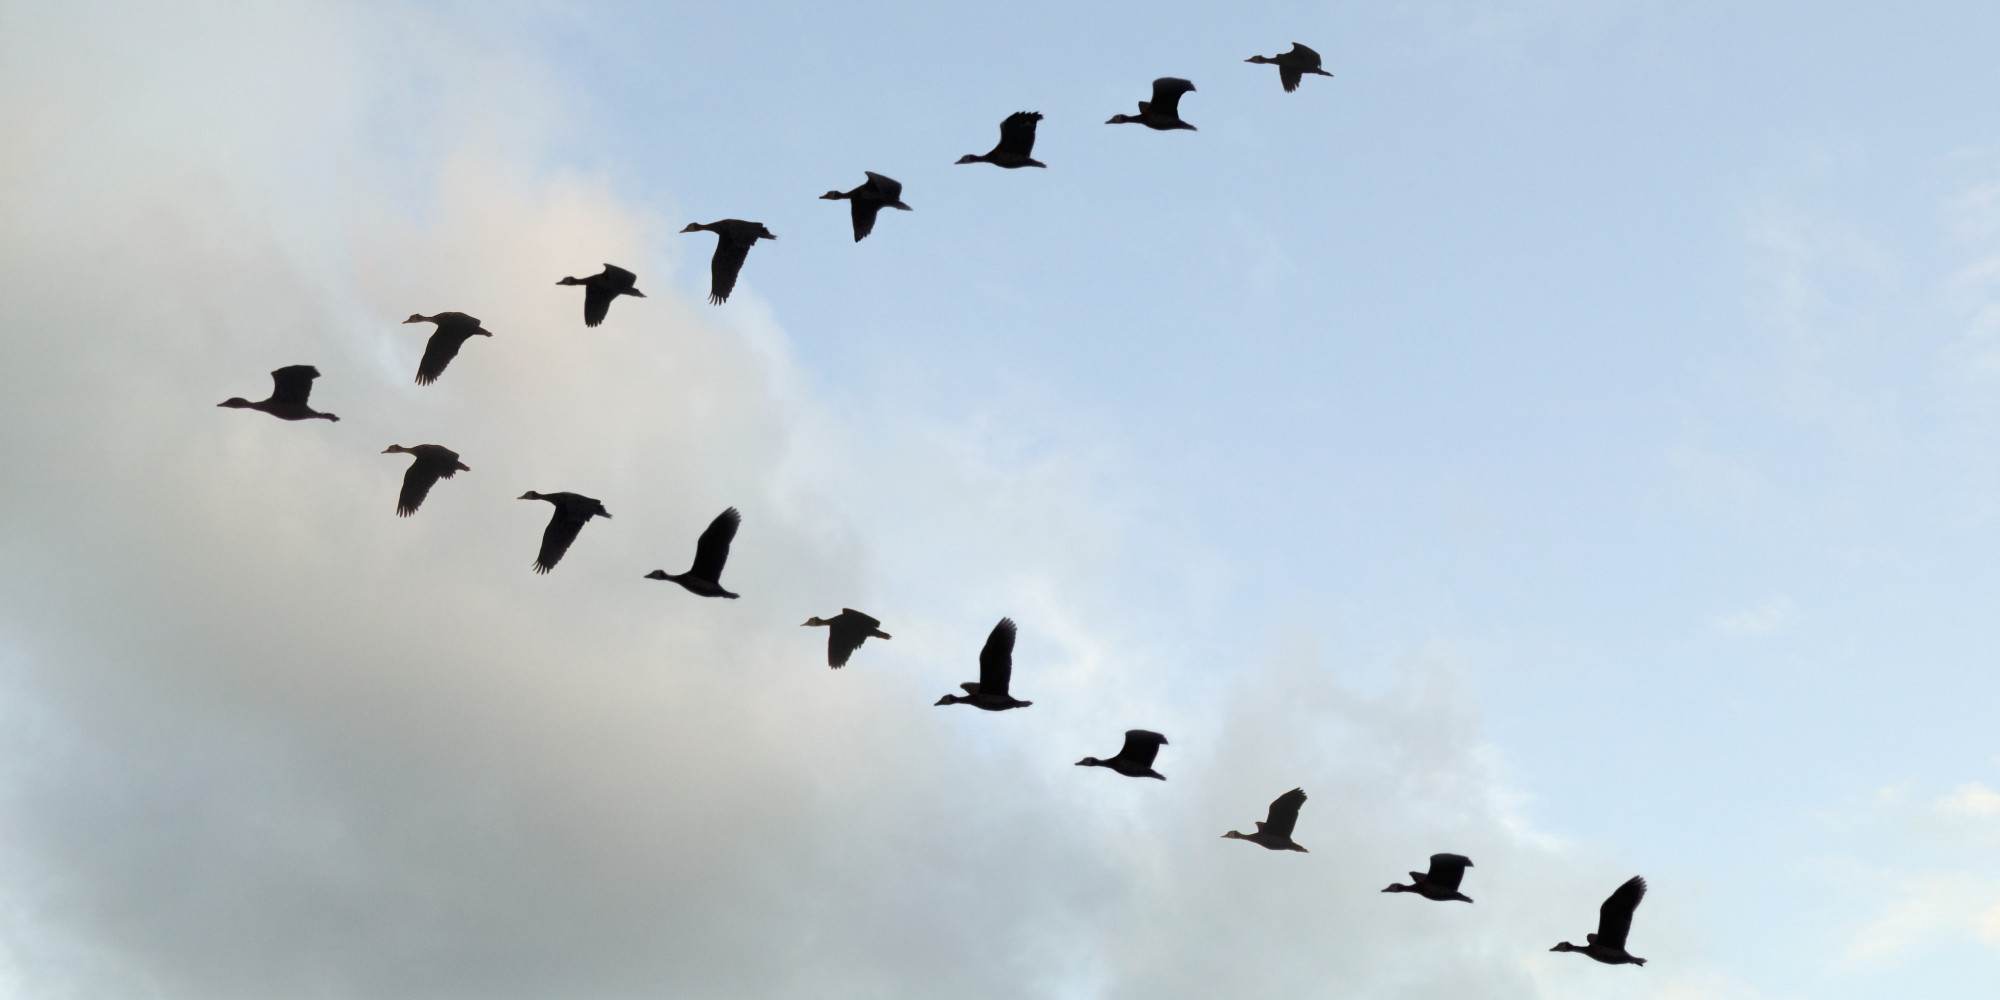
[802, 608, 892, 668]
[956, 111, 1046, 168]
[1382, 854, 1475, 903]
[518, 491, 611, 574]
[217, 365, 338, 422]
[645, 507, 742, 598]
[1245, 43, 1334, 92]
[1551, 876, 1649, 966]
[820, 172, 912, 242]
[1106, 78, 1198, 131]
[404, 312, 493, 385]
[1221, 787, 1308, 851]
[381, 444, 468, 517]
[680, 220, 776, 305]
[935, 618, 1032, 710]
[556, 264, 645, 327]
[1075, 730, 1169, 780]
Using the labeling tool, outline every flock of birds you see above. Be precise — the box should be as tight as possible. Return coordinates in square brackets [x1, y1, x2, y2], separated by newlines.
[216, 42, 1655, 970]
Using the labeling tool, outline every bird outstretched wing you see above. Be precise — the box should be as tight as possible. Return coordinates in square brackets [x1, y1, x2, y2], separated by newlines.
[583, 284, 615, 326]
[1596, 876, 1647, 950]
[397, 462, 442, 517]
[268, 365, 320, 406]
[1119, 729, 1168, 767]
[689, 507, 741, 582]
[416, 329, 470, 385]
[1150, 78, 1195, 115]
[849, 201, 883, 242]
[1263, 787, 1307, 839]
[535, 512, 585, 574]
[709, 238, 752, 304]
[1427, 853, 1473, 891]
[997, 112, 1041, 157]
[978, 617, 1017, 696]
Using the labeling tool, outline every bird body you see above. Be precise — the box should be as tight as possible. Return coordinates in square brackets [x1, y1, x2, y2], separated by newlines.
[404, 312, 493, 385]
[382, 444, 468, 517]
[1246, 43, 1334, 92]
[1551, 876, 1648, 966]
[820, 172, 912, 242]
[957, 111, 1046, 168]
[1106, 78, 1198, 130]
[646, 507, 742, 598]
[802, 608, 891, 667]
[681, 220, 776, 305]
[1382, 853, 1475, 903]
[518, 491, 611, 574]
[1222, 787, 1308, 851]
[218, 365, 338, 421]
[936, 618, 1032, 710]
[556, 264, 645, 327]
[1076, 729, 1168, 779]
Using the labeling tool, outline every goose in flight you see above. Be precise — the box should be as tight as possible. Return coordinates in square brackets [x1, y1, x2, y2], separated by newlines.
[217, 365, 338, 421]
[1222, 787, 1308, 851]
[1245, 43, 1334, 92]
[556, 264, 645, 327]
[821, 172, 912, 242]
[1382, 854, 1474, 903]
[1106, 78, 1197, 131]
[802, 609, 891, 667]
[404, 312, 493, 385]
[1076, 730, 1168, 780]
[935, 618, 1032, 710]
[381, 444, 468, 517]
[956, 111, 1046, 168]
[518, 491, 611, 574]
[1551, 876, 1649, 966]
[681, 220, 776, 305]
[645, 507, 742, 598]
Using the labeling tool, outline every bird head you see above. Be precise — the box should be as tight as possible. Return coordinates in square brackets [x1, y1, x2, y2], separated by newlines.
[403, 313, 430, 323]
[555, 276, 583, 286]
[518, 491, 544, 501]
[1106, 114, 1137, 125]
[1221, 830, 1248, 840]
[1245, 55, 1272, 64]
[954, 154, 982, 165]
[934, 693, 961, 706]
[679, 222, 707, 234]
[819, 190, 846, 200]
[801, 617, 829, 627]
[1381, 883, 1410, 893]
[1075, 757, 1102, 767]
[217, 398, 251, 408]
[382, 444, 410, 455]
[1550, 942, 1578, 953]
[644, 570, 670, 581]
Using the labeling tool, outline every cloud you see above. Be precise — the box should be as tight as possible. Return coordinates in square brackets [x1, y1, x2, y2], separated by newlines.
[0, 4, 1726, 1000]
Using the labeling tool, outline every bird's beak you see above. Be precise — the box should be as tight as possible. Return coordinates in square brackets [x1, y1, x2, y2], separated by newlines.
[630, 289, 646, 297]
[933, 696, 951, 706]
[380, 446, 396, 454]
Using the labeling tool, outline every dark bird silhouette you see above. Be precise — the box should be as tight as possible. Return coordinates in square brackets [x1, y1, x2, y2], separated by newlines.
[1383, 854, 1475, 903]
[820, 172, 912, 242]
[956, 111, 1046, 168]
[935, 617, 1032, 710]
[217, 365, 338, 421]
[556, 264, 645, 327]
[404, 312, 493, 385]
[1245, 43, 1334, 92]
[1076, 730, 1169, 780]
[1222, 787, 1308, 851]
[1106, 78, 1198, 131]
[680, 220, 776, 305]
[518, 491, 611, 574]
[802, 608, 892, 667]
[645, 507, 741, 598]
[1551, 876, 1649, 966]
[381, 444, 468, 517]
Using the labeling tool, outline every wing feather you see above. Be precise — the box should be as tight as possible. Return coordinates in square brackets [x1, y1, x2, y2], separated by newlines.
[268, 365, 319, 406]
[689, 507, 740, 582]
[535, 511, 586, 573]
[1119, 730, 1167, 767]
[1596, 876, 1647, 950]
[996, 112, 1041, 157]
[1150, 77, 1195, 116]
[978, 617, 1016, 696]
[1262, 787, 1307, 839]
[1426, 853, 1473, 891]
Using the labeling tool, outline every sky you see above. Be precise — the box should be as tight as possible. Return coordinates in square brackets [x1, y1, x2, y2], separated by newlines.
[1, 0, 1998, 997]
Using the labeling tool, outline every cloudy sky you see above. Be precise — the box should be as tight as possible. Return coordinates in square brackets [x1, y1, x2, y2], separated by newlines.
[2, 1, 1999, 997]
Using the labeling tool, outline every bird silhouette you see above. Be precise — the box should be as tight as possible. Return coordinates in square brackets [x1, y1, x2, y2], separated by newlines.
[645, 507, 742, 598]
[1076, 730, 1169, 779]
[935, 618, 1032, 710]
[1551, 876, 1649, 966]
[1245, 43, 1334, 92]
[956, 111, 1046, 168]
[217, 365, 338, 421]
[821, 172, 912, 242]
[381, 444, 468, 517]
[1106, 78, 1198, 130]
[802, 609, 891, 667]
[1382, 854, 1475, 903]
[518, 491, 611, 574]
[404, 312, 494, 385]
[680, 220, 776, 305]
[1222, 787, 1308, 851]
[556, 264, 645, 327]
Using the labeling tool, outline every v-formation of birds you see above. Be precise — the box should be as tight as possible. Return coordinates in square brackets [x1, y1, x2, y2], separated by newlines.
[215, 42, 1651, 970]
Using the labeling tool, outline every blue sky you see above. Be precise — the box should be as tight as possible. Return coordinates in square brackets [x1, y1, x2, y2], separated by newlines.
[2, 1, 1999, 997]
